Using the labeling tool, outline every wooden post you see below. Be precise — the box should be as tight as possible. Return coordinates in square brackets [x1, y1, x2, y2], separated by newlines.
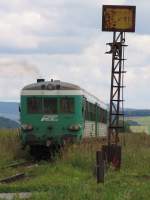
[96, 151, 104, 183]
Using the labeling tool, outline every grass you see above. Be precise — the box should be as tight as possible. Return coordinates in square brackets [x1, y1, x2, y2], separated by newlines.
[0, 129, 26, 166]
[0, 131, 150, 199]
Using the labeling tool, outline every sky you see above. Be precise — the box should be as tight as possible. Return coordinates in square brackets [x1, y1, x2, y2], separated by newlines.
[0, 0, 149, 109]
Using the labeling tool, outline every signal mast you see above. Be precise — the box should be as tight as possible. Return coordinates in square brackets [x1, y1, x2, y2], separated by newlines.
[102, 5, 136, 169]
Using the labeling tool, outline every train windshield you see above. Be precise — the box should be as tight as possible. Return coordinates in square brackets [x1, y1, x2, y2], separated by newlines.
[27, 97, 42, 114]
[27, 97, 74, 114]
[60, 97, 74, 113]
[44, 98, 57, 114]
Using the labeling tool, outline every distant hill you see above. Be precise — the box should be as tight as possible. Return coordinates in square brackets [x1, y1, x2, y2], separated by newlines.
[0, 116, 20, 128]
[124, 109, 150, 117]
[0, 102, 19, 122]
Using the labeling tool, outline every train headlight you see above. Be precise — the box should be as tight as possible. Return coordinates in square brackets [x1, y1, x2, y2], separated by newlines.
[21, 124, 33, 131]
[68, 124, 81, 131]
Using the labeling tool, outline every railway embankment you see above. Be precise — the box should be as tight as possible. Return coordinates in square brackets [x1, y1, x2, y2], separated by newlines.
[0, 130, 150, 200]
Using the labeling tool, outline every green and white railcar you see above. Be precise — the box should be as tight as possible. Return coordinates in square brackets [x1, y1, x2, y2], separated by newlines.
[20, 79, 108, 151]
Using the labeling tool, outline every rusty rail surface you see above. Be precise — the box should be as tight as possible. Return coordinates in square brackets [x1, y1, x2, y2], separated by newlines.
[8, 161, 35, 168]
[0, 173, 25, 184]
[0, 161, 36, 170]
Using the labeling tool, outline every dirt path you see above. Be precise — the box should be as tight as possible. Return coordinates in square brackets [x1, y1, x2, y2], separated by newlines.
[0, 192, 32, 200]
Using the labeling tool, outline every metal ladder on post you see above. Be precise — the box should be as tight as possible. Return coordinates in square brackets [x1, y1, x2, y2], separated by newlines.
[105, 32, 127, 169]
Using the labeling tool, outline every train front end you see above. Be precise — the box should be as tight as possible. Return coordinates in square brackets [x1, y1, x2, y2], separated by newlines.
[20, 79, 83, 154]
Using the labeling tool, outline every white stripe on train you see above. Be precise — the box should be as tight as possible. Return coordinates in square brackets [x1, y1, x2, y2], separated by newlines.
[21, 90, 82, 96]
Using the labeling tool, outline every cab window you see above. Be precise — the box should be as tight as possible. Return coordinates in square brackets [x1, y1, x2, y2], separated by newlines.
[27, 97, 42, 114]
[44, 98, 57, 114]
[60, 98, 74, 113]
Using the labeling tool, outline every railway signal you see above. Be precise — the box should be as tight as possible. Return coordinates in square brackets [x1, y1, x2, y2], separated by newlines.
[102, 5, 136, 169]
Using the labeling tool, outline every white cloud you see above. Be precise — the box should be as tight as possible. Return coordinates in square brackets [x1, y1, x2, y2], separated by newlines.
[0, 0, 126, 52]
[124, 33, 150, 108]
[0, 57, 41, 101]
[0, 0, 149, 109]
[0, 8, 56, 49]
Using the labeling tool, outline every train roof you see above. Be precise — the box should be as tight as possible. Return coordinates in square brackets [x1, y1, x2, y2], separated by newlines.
[22, 80, 80, 90]
[22, 79, 107, 109]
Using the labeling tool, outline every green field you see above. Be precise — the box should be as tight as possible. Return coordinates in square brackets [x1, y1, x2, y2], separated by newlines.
[0, 130, 150, 199]
[126, 116, 150, 134]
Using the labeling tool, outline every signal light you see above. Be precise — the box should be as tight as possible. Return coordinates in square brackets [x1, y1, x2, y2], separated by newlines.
[21, 124, 33, 131]
[68, 124, 81, 131]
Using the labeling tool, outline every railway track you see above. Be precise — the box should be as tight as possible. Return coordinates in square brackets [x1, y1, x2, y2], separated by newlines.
[0, 161, 39, 184]
[2, 160, 38, 170]
[0, 173, 26, 184]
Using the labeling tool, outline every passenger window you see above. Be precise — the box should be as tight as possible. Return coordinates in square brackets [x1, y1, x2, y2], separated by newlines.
[44, 98, 57, 114]
[27, 97, 42, 114]
[60, 98, 74, 113]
